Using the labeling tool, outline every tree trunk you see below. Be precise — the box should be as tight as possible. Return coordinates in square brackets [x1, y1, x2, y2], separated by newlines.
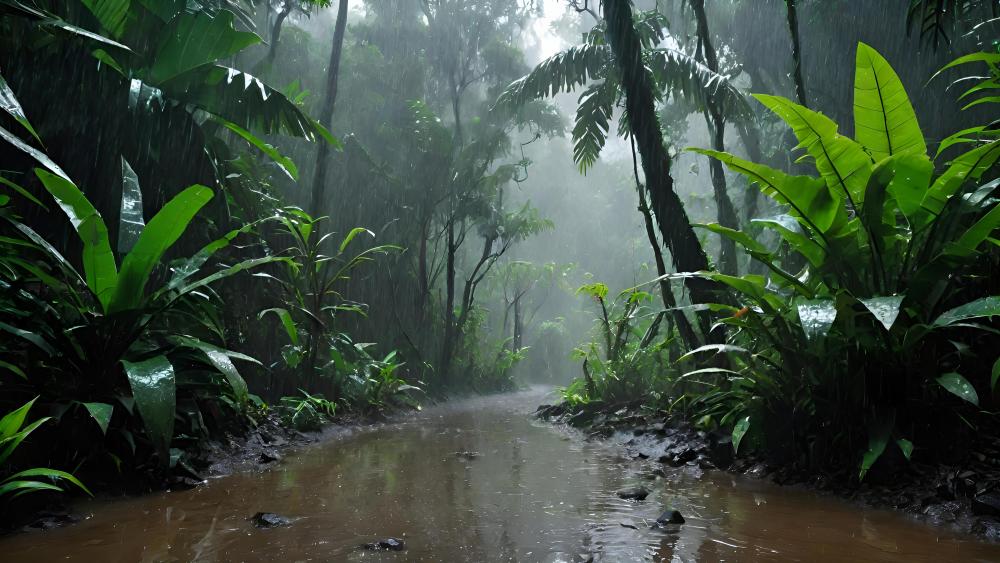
[263, 3, 292, 69]
[690, 0, 739, 276]
[601, 0, 717, 307]
[637, 188, 700, 351]
[310, 0, 349, 216]
[786, 0, 809, 107]
[440, 218, 457, 380]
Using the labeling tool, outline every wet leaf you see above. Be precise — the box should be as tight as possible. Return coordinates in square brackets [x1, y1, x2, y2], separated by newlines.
[117, 157, 144, 254]
[149, 10, 260, 84]
[82, 402, 113, 435]
[35, 169, 118, 310]
[853, 42, 926, 161]
[110, 185, 213, 313]
[0, 73, 40, 143]
[932, 296, 1000, 327]
[896, 438, 914, 461]
[860, 295, 905, 331]
[860, 417, 892, 481]
[797, 299, 837, 340]
[937, 372, 979, 406]
[122, 356, 175, 464]
[219, 120, 298, 181]
[80, 0, 129, 38]
[732, 416, 750, 454]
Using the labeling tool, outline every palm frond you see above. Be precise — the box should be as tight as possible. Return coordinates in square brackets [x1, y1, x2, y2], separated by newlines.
[573, 80, 618, 173]
[494, 43, 611, 110]
[645, 47, 753, 124]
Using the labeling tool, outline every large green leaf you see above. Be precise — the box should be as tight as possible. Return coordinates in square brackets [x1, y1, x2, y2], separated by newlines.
[937, 372, 979, 406]
[160, 67, 336, 143]
[118, 157, 144, 254]
[175, 337, 250, 405]
[109, 185, 213, 313]
[883, 153, 934, 223]
[859, 416, 892, 480]
[35, 169, 118, 310]
[923, 140, 1000, 218]
[754, 94, 873, 205]
[162, 221, 261, 293]
[946, 202, 1000, 258]
[859, 295, 905, 331]
[259, 307, 299, 346]
[853, 42, 926, 161]
[0, 126, 69, 180]
[219, 120, 298, 180]
[689, 148, 845, 236]
[932, 296, 1000, 327]
[148, 10, 261, 84]
[80, 0, 129, 38]
[752, 215, 826, 268]
[732, 416, 750, 454]
[82, 402, 113, 435]
[0, 398, 35, 440]
[122, 356, 175, 464]
[797, 299, 838, 340]
[3, 468, 91, 496]
[0, 72, 40, 142]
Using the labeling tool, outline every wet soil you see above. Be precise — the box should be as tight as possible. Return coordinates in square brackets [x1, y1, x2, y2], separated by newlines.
[1, 388, 999, 561]
[536, 400, 1000, 543]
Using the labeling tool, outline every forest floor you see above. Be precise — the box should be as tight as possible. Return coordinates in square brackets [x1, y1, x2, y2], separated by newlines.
[1, 410, 392, 535]
[535, 401, 1000, 542]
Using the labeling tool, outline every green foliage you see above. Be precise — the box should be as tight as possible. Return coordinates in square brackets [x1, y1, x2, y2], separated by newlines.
[495, 10, 749, 172]
[277, 390, 336, 432]
[686, 42, 1000, 478]
[0, 399, 90, 499]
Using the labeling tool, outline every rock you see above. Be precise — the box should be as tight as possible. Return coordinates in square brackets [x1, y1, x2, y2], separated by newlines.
[252, 512, 292, 528]
[259, 450, 281, 464]
[616, 486, 650, 501]
[619, 521, 639, 530]
[21, 510, 79, 532]
[633, 428, 646, 437]
[363, 538, 406, 551]
[455, 451, 480, 460]
[651, 468, 666, 478]
[972, 492, 1000, 517]
[972, 518, 1000, 540]
[656, 509, 685, 525]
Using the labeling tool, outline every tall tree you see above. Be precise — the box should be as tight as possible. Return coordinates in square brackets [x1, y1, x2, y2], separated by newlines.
[785, 0, 808, 107]
[310, 0, 349, 216]
[601, 0, 716, 307]
[689, 0, 740, 275]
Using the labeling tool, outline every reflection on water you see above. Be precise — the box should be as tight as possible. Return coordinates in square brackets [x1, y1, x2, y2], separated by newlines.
[2, 388, 998, 562]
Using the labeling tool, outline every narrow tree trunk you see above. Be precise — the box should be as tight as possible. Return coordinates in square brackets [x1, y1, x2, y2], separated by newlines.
[310, 0, 349, 216]
[601, 0, 717, 307]
[512, 295, 523, 351]
[637, 189, 701, 350]
[263, 3, 292, 69]
[786, 0, 809, 107]
[441, 219, 457, 380]
[690, 0, 739, 275]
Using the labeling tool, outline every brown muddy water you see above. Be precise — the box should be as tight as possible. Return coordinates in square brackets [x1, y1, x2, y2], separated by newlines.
[3, 388, 1000, 562]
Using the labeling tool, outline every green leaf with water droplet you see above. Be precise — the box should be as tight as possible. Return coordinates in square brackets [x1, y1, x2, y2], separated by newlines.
[82, 402, 113, 435]
[860, 295, 905, 331]
[123, 356, 175, 465]
[896, 438, 913, 461]
[797, 299, 837, 340]
[937, 372, 979, 406]
[732, 416, 750, 454]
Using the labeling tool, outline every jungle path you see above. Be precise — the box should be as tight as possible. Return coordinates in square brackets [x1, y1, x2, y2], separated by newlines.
[2, 388, 999, 562]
